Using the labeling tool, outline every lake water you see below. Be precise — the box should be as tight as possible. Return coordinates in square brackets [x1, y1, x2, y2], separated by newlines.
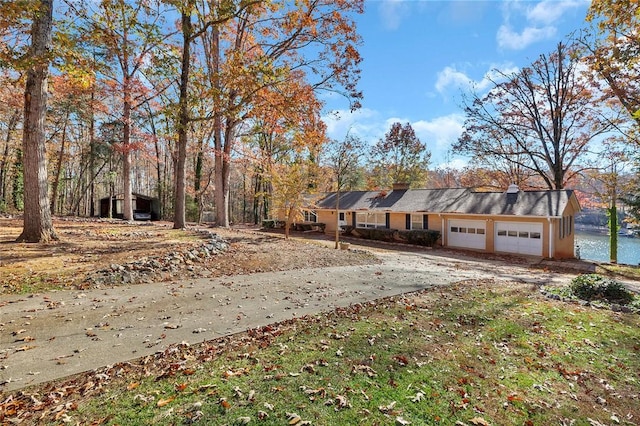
[575, 231, 640, 265]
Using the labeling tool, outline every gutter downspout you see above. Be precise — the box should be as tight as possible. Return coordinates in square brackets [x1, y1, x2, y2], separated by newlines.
[547, 217, 554, 259]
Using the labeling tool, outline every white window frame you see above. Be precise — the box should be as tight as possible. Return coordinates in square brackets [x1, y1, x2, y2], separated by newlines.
[411, 214, 424, 230]
[356, 212, 386, 229]
[303, 210, 317, 223]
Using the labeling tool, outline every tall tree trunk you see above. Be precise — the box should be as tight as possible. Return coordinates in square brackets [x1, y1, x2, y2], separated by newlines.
[144, 103, 163, 219]
[50, 111, 69, 214]
[12, 148, 23, 210]
[194, 149, 203, 217]
[212, 18, 229, 227]
[17, 0, 57, 243]
[89, 85, 96, 217]
[122, 91, 133, 221]
[214, 122, 233, 227]
[334, 190, 340, 249]
[173, 3, 193, 230]
[609, 196, 618, 264]
[0, 110, 19, 206]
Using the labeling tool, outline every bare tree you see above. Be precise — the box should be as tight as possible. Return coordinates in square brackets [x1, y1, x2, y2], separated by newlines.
[455, 42, 617, 190]
[325, 133, 365, 248]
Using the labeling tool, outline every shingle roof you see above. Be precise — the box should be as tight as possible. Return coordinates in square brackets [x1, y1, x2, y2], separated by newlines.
[314, 188, 578, 217]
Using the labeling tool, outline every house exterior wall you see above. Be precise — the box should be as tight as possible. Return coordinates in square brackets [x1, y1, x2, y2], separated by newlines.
[317, 210, 334, 231]
[389, 213, 405, 230]
[551, 202, 580, 259]
[311, 200, 578, 260]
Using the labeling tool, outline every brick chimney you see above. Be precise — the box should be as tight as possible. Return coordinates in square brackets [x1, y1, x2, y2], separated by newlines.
[392, 182, 410, 190]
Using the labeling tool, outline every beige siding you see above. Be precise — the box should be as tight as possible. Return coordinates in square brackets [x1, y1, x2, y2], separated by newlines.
[312, 199, 579, 260]
[389, 213, 406, 230]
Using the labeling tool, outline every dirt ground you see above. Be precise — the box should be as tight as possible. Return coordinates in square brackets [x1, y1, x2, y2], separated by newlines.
[0, 218, 379, 295]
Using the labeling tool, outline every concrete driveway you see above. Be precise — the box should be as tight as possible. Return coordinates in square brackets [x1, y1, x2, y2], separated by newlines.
[0, 244, 590, 393]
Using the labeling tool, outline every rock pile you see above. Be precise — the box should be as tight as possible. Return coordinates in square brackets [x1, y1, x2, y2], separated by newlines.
[86, 230, 230, 287]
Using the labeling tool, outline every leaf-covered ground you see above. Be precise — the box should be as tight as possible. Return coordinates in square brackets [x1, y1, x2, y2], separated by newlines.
[2, 279, 638, 425]
[0, 218, 378, 295]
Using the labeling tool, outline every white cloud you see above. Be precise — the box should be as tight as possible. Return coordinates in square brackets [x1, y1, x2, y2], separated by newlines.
[440, 158, 469, 171]
[496, 0, 588, 50]
[412, 114, 465, 152]
[496, 24, 556, 50]
[323, 108, 385, 145]
[435, 63, 519, 95]
[377, 0, 411, 31]
[435, 66, 472, 94]
[527, 0, 588, 25]
[324, 109, 467, 167]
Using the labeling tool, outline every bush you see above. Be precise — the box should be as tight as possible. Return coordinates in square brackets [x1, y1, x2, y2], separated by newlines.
[262, 219, 285, 229]
[569, 274, 634, 305]
[352, 228, 397, 242]
[397, 230, 441, 247]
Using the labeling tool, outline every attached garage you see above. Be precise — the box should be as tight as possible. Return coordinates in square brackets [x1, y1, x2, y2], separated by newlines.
[448, 219, 486, 250]
[495, 222, 543, 256]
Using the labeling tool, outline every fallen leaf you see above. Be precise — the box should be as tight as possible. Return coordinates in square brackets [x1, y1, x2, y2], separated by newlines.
[287, 412, 302, 424]
[469, 417, 491, 426]
[409, 391, 425, 402]
[335, 394, 351, 410]
[379, 401, 397, 414]
[127, 382, 140, 390]
[15, 345, 37, 352]
[157, 396, 175, 407]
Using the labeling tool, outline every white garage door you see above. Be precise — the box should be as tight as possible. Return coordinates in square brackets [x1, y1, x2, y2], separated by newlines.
[495, 222, 543, 256]
[448, 219, 486, 250]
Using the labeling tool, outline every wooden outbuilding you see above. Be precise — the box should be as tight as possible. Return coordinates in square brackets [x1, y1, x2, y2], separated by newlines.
[99, 193, 160, 220]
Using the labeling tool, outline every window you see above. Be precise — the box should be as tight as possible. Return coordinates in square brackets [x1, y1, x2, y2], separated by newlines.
[477, 228, 485, 235]
[339, 212, 345, 221]
[559, 215, 573, 239]
[531, 232, 541, 239]
[356, 212, 386, 228]
[519, 231, 529, 238]
[303, 210, 317, 223]
[451, 226, 459, 233]
[508, 230, 517, 237]
[411, 214, 424, 230]
[497, 230, 507, 236]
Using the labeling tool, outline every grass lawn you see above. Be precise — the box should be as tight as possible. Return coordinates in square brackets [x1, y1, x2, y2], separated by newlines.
[4, 279, 639, 425]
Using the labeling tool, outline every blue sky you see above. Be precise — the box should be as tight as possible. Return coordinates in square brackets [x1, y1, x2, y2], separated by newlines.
[322, 0, 591, 168]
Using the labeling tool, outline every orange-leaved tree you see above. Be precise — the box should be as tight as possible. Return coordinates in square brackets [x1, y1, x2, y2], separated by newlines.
[201, 0, 363, 228]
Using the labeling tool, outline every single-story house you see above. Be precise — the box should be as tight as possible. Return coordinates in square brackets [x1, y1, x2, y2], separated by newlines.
[99, 193, 160, 220]
[306, 184, 581, 259]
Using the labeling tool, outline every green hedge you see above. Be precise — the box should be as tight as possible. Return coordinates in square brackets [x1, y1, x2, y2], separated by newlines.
[350, 228, 441, 247]
[352, 228, 397, 242]
[397, 229, 441, 247]
[262, 219, 286, 229]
